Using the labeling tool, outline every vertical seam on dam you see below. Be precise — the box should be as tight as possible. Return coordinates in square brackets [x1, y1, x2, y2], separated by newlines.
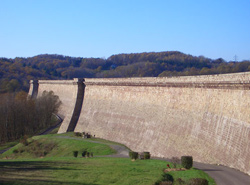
[29, 80, 39, 99]
[66, 79, 85, 132]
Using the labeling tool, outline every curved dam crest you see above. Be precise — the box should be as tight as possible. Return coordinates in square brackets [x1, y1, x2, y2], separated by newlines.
[29, 72, 250, 175]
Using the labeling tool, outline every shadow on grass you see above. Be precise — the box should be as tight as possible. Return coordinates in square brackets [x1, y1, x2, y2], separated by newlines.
[0, 160, 97, 185]
[0, 161, 80, 171]
[0, 177, 97, 185]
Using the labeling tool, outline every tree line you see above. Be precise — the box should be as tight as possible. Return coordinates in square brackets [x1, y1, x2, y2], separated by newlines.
[1, 51, 250, 93]
[0, 91, 61, 143]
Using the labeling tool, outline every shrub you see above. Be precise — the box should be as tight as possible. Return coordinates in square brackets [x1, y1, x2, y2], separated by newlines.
[162, 174, 174, 182]
[73, 151, 78, 157]
[188, 178, 208, 185]
[181, 156, 193, 169]
[144, 152, 150, 159]
[82, 150, 87, 157]
[129, 151, 138, 160]
[154, 173, 174, 185]
[86, 152, 90, 158]
[74, 132, 82, 137]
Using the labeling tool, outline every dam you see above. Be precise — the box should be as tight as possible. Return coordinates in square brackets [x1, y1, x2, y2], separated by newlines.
[29, 72, 250, 175]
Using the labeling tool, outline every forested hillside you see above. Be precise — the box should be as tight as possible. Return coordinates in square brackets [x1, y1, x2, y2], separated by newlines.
[1, 51, 250, 93]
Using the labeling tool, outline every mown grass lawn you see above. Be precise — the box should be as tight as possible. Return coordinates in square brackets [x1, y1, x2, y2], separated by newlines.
[0, 157, 216, 185]
[0, 157, 166, 185]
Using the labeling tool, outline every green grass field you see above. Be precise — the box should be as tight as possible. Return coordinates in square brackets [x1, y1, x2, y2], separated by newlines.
[0, 133, 216, 185]
[0, 136, 115, 159]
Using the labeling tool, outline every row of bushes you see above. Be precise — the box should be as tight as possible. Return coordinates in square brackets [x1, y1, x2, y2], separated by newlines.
[128, 152, 193, 170]
[73, 150, 93, 158]
[74, 132, 93, 138]
[129, 151, 151, 160]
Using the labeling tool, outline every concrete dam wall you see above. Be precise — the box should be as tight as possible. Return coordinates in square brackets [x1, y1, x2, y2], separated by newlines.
[29, 72, 250, 175]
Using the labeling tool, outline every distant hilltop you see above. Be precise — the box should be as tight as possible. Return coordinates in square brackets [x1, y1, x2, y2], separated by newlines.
[1, 51, 250, 93]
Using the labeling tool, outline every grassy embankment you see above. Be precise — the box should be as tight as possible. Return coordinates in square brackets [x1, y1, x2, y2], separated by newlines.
[0, 132, 216, 185]
[0, 141, 19, 151]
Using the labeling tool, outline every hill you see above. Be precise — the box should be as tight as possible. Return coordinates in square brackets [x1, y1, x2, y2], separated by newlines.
[1, 51, 250, 93]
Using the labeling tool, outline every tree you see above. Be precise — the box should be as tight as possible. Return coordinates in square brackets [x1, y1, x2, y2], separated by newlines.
[0, 91, 61, 143]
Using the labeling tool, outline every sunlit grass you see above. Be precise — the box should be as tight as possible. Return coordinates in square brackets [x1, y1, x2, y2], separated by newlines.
[0, 134, 115, 159]
[0, 158, 166, 185]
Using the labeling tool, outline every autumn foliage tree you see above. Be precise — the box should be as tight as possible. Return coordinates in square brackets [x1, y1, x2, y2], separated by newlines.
[1, 52, 250, 94]
[0, 91, 61, 143]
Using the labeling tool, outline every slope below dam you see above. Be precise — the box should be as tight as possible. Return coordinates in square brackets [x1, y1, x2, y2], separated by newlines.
[29, 72, 250, 175]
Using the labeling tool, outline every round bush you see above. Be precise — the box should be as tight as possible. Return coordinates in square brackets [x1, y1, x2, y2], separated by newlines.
[181, 156, 193, 169]
[144, 152, 151, 159]
[162, 173, 173, 182]
[73, 151, 78, 158]
[82, 151, 87, 157]
[86, 152, 90, 157]
[130, 151, 138, 160]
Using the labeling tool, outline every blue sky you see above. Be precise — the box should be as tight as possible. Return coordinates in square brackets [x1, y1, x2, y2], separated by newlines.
[0, 0, 249, 61]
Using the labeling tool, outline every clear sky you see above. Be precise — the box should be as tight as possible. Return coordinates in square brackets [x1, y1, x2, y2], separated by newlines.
[0, 0, 249, 61]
